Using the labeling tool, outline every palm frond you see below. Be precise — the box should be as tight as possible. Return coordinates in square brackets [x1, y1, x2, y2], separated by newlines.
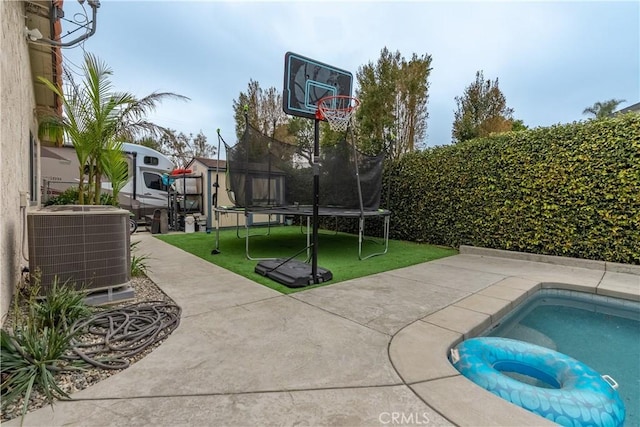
[36, 51, 188, 205]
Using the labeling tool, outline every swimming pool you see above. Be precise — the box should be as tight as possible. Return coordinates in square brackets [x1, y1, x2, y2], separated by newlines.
[483, 289, 640, 426]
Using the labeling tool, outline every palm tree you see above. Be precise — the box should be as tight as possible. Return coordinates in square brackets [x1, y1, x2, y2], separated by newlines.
[100, 138, 129, 206]
[38, 53, 188, 204]
[582, 99, 626, 119]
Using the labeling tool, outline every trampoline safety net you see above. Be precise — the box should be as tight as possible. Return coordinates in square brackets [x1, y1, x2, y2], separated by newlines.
[225, 124, 384, 210]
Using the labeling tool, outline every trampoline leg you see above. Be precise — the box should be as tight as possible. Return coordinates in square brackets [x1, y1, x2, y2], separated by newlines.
[236, 211, 271, 239]
[211, 210, 221, 254]
[244, 220, 269, 261]
[243, 213, 280, 261]
[244, 221, 270, 260]
[358, 215, 390, 260]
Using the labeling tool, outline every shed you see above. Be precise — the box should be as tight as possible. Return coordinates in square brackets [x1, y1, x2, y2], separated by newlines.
[185, 157, 276, 230]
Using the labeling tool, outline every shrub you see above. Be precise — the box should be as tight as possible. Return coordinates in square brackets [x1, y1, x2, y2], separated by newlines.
[383, 114, 640, 264]
[1, 277, 91, 418]
[130, 241, 150, 277]
[45, 186, 114, 206]
[44, 186, 80, 206]
[33, 278, 92, 330]
[1, 326, 76, 416]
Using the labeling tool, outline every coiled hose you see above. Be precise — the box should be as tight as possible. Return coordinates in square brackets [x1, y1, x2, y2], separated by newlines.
[65, 301, 181, 369]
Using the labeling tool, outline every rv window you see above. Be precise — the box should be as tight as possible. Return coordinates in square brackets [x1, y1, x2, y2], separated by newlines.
[143, 172, 167, 191]
[144, 156, 159, 166]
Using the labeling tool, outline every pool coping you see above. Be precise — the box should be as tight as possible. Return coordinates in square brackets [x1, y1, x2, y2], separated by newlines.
[389, 247, 639, 426]
[459, 245, 640, 276]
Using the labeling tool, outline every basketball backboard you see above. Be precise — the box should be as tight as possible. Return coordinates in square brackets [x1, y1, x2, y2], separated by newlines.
[283, 52, 353, 120]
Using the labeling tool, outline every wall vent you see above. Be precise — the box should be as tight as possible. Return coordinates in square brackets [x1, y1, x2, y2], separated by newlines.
[28, 205, 130, 294]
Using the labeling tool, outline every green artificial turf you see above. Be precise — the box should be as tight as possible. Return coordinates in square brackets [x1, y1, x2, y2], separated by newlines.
[156, 226, 458, 294]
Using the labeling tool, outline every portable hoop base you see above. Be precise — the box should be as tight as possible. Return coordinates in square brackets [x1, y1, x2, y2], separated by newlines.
[255, 258, 333, 288]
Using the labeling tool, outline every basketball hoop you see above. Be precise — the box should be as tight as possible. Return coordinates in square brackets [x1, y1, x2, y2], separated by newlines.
[317, 95, 360, 132]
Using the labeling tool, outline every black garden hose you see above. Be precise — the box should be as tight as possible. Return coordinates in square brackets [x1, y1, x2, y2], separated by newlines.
[65, 301, 181, 370]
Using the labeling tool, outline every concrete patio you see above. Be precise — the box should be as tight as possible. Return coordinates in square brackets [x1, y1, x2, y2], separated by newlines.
[5, 233, 639, 427]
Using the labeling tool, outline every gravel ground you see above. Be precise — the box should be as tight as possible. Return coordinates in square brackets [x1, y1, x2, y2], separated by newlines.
[1, 276, 178, 423]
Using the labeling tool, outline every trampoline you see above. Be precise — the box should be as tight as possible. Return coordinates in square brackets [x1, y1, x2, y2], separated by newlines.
[214, 205, 390, 261]
[212, 123, 391, 262]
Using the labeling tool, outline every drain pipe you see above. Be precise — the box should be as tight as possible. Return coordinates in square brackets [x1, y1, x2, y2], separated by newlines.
[20, 193, 30, 262]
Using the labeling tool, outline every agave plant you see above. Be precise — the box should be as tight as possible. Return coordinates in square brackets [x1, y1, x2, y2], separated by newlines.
[0, 326, 76, 417]
[1, 277, 91, 418]
[130, 241, 150, 277]
[33, 278, 93, 331]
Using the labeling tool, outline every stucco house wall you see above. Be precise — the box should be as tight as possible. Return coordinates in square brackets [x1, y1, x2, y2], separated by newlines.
[0, 0, 41, 320]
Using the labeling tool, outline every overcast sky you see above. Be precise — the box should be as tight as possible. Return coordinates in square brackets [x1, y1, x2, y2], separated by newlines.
[60, 0, 639, 153]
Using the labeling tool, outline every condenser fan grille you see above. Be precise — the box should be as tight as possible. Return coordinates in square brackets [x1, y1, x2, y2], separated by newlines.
[28, 206, 130, 294]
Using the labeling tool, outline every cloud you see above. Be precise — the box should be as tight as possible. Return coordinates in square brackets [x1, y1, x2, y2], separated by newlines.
[60, 0, 639, 149]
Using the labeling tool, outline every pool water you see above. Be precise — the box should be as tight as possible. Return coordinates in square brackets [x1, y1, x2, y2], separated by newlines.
[485, 289, 640, 426]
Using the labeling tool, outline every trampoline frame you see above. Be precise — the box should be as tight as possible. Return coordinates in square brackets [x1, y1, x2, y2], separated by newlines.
[213, 206, 390, 261]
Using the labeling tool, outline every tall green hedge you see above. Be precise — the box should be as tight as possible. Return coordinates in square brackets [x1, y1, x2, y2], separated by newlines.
[383, 114, 640, 264]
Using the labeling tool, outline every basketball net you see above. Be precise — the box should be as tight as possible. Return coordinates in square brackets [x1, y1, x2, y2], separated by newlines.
[317, 96, 360, 133]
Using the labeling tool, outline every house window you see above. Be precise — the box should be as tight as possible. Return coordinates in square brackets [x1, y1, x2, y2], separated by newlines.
[143, 156, 159, 166]
[29, 132, 37, 202]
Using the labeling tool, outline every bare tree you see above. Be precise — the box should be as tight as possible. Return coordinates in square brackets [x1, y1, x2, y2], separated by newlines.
[233, 79, 288, 140]
[159, 130, 215, 167]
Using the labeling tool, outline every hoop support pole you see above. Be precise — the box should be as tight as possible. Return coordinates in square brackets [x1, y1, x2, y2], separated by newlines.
[311, 117, 320, 284]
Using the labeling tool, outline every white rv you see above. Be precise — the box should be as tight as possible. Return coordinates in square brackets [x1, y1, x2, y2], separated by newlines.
[41, 143, 174, 221]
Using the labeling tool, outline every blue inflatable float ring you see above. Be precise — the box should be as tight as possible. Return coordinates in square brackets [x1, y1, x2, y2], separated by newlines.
[451, 337, 625, 427]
